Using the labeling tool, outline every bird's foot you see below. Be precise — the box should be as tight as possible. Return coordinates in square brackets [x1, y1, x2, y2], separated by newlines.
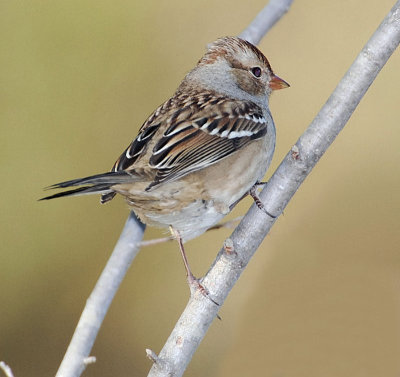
[249, 183, 276, 218]
[187, 273, 219, 306]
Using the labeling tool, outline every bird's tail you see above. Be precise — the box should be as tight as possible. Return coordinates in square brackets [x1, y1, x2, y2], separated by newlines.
[40, 171, 140, 203]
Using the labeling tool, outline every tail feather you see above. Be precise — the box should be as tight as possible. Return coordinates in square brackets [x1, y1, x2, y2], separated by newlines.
[44, 171, 133, 190]
[40, 171, 140, 201]
[40, 185, 113, 201]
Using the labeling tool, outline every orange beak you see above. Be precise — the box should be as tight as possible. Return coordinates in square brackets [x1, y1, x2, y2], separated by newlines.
[269, 74, 290, 90]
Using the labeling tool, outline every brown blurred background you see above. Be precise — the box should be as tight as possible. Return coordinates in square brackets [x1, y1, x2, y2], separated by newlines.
[1, 0, 399, 376]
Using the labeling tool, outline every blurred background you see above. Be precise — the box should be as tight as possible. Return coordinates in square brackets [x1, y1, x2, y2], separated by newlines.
[1, 0, 399, 376]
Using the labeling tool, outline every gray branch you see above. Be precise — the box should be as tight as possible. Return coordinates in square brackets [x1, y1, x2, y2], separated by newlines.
[147, 2, 400, 377]
[55, 212, 145, 377]
[0, 361, 15, 377]
[54, 2, 293, 376]
[239, 0, 294, 45]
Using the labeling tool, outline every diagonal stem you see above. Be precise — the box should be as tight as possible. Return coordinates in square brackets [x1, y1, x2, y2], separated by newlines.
[147, 2, 400, 376]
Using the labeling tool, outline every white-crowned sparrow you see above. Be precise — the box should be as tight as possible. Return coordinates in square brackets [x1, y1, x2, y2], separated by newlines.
[42, 36, 289, 288]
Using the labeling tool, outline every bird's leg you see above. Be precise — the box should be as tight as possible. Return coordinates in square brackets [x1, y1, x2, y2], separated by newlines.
[249, 182, 276, 218]
[169, 226, 196, 283]
[229, 181, 269, 212]
[169, 226, 219, 305]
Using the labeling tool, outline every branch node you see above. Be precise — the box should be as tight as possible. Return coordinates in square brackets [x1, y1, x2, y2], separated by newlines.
[291, 145, 300, 160]
[223, 238, 235, 255]
[146, 349, 173, 373]
[146, 349, 161, 364]
[83, 356, 96, 365]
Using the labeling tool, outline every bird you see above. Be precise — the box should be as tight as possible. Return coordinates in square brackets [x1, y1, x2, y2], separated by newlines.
[42, 36, 289, 294]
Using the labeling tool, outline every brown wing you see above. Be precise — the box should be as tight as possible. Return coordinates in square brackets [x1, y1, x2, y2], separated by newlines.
[104, 91, 268, 197]
[110, 97, 175, 172]
[146, 94, 268, 190]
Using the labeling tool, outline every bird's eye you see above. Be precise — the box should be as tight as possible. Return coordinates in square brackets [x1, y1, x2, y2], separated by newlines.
[251, 66, 262, 78]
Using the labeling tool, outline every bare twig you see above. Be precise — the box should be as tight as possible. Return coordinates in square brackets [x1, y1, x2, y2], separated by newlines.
[239, 0, 294, 44]
[82, 357, 96, 366]
[138, 217, 243, 247]
[55, 212, 145, 377]
[138, 235, 174, 247]
[0, 362, 15, 377]
[207, 216, 243, 231]
[147, 2, 400, 376]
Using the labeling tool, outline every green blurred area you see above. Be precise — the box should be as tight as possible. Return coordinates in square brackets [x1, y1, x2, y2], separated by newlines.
[1, 1, 399, 376]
